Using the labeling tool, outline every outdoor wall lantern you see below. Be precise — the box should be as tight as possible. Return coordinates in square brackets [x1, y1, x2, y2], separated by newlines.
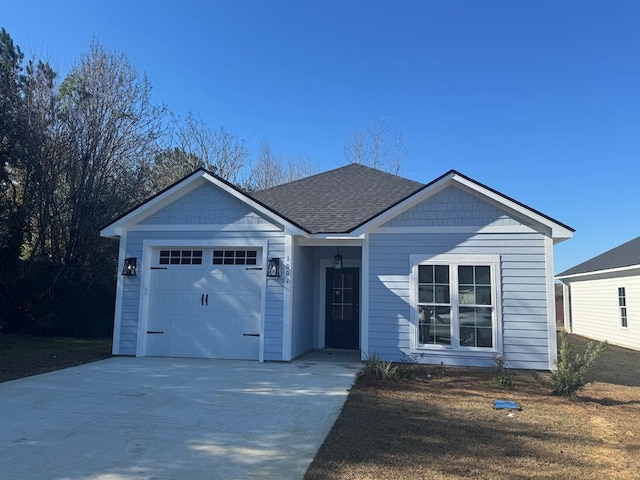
[334, 250, 343, 270]
[122, 257, 137, 276]
[267, 257, 281, 277]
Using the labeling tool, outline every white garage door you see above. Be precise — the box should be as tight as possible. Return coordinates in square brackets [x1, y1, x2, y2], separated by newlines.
[145, 248, 263, 360]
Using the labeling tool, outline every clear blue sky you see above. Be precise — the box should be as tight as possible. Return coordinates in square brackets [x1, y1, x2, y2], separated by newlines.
[4, 0, 639, 273]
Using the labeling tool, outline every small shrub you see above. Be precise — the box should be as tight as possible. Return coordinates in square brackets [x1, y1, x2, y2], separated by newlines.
[377, 360, 400, 380]
[362, 353, 403, 381]
[490, 354, 514, 388]
[362, 352, 381, 375]
[540, 331, 607, 396]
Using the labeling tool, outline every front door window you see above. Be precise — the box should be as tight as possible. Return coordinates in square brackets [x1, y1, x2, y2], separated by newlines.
[326, 268, 359, 349]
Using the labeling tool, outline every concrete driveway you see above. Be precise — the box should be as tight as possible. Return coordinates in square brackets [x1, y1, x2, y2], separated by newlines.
[0, 351, 361, 480]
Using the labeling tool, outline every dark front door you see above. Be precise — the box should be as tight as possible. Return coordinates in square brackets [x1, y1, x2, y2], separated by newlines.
[325, 267, 359, 349]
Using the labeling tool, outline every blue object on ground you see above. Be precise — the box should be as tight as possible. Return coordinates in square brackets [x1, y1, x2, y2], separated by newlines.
[494, 400, 521, 410]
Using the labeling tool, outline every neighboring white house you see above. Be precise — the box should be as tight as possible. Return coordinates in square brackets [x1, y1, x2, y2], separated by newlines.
[557, 236, 640, 350]
[100, 164, 574, 369]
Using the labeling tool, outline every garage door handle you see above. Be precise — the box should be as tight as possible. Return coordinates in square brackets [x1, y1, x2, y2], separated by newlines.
[246, 267, 262, 270]
[147, 331, 164, 334]
[201, 294, 208, 306]
[243, 333, 260, 337]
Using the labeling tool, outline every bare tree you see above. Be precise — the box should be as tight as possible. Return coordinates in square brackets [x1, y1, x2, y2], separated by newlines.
[151, 146, 204, 190]
[344, 116, 407, 175]
[245, 140, 318, 191]
[50, 40, 165, 266]
[153, 112, 248, 189]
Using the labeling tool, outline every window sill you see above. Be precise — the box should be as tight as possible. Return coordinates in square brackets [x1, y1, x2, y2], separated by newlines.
[413, 346, 497, 355]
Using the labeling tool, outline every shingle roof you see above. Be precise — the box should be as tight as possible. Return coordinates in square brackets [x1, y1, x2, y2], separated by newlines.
[250, 163, 424, 233]
[557, 236, 640, 277]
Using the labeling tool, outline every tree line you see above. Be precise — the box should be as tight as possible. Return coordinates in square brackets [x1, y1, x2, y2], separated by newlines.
[0, 28, 406, 337]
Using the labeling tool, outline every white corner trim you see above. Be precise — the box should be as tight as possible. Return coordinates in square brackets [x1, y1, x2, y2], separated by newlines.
[545, 237, 558, 370]
[259, 248, 268, 363]
[360, 235, 370, 359]
[111, 232, 127, 355]
[136, 242, 154, 357]
[282, 235, 294, 361]
[562, 283, 571, 333]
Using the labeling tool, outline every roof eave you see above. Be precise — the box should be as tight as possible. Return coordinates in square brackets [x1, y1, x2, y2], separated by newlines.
[557, 264, 640, 281]
[99, 169, 309, 238]
[350, 170, 574, 240]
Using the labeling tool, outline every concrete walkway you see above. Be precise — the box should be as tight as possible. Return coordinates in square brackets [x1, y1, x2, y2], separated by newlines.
[0, 351, 361, 480]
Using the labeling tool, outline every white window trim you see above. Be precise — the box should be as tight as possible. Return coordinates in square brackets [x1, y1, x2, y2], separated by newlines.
[409, 254, 502, 354]
[619, 287, 629, 330]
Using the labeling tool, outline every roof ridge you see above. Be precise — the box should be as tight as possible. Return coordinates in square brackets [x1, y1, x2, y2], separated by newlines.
[255, 162, 421, 194]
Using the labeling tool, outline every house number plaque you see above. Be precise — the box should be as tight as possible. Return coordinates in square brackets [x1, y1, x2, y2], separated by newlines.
[285, 256, 291, 284]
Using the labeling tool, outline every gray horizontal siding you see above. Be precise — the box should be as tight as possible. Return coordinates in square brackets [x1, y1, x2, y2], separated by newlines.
[264, 238, 285, 360]
[291, 243, 314, 359]
[367, 232, 550, 369]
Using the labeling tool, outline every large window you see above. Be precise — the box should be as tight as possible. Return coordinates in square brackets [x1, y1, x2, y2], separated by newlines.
[414, 256, 498, 350]
[619, 287, 628, 328]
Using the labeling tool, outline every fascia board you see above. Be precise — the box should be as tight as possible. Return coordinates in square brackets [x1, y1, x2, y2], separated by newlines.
[352, 172, 573, 241]
[100, 171, 206, 238]
[452, 175, 574, 241]
[556, 264, 640, 282]
[100, 170, 308, 238]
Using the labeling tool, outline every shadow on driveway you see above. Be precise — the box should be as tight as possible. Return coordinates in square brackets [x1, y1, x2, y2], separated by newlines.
[0, 353, 361, 480]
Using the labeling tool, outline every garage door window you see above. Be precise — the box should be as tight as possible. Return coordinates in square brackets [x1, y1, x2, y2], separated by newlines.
[213, 249, 258, 265]
[159, 250, 203, 265]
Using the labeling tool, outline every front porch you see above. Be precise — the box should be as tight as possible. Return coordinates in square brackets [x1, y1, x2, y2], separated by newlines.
[287, 242, 364, 360]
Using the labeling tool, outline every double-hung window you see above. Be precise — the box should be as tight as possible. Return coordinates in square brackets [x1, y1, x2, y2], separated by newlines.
[413, 255, 500, 350]
[619, 287, 628, 328]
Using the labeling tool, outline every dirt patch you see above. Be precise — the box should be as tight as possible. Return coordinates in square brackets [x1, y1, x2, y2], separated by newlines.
[306, 364, 640, 480]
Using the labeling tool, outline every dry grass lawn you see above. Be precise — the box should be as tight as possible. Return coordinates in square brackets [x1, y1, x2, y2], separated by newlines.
[0, 335, 112, 383]
[305, 335, 640, 480]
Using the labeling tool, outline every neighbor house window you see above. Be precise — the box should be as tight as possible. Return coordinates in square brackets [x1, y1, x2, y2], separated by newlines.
[619, 287, 628, 328]
[414, 256, 499, 350]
